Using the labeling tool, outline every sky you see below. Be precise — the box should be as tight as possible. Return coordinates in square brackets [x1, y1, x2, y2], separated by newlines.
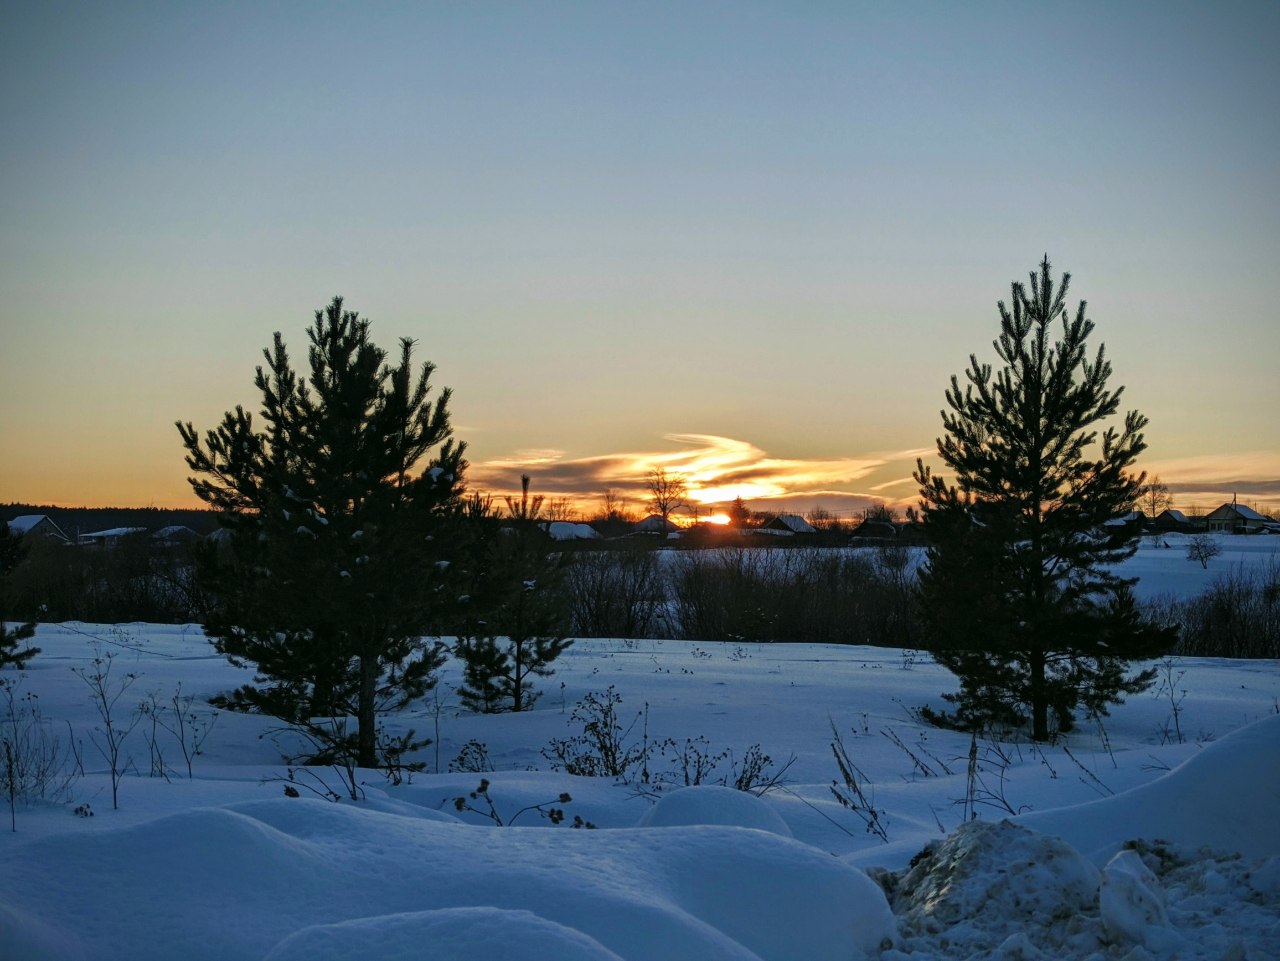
[2, 1, 1277, 519]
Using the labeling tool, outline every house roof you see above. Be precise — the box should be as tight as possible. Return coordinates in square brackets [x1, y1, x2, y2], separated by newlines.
[634, 515, 679, 533]
[5, 514, 70, 541]
[80, 527, 147, 541]
[545, 521, 602, 541]
[1233, 504, 1270, 522]
[7, 515, 47, 534]
[768, 514, 818, 534]
[152, 525, 201, 542]
[1207, 503, 1271, 522]
[1104, 511, 1144, 527]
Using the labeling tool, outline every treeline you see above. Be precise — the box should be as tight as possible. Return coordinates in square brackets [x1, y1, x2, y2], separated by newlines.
[566, 543, 919, 646]
[6, 532, 204, 623]
[5, 526, 1276, 659]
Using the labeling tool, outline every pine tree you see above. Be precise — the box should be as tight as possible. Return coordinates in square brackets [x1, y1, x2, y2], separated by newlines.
[454, 477, 572, 713]
[0, 523, 39, 669]
[177, 297, 465, 767]
[914, 257, 1175, 741]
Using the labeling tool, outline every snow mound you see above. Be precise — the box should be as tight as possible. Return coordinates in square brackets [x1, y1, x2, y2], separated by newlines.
[263, 907, 626, 961]
[0, 797, 894, 961]
[0, 902, 88, 961]
[637, 785, 794, 837]
[1018, 712, 1280, 862]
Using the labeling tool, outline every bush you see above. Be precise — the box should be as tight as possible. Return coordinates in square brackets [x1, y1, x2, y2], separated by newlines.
[566, 546, 667, 638]
[1, 677, 81, 831]
[667, 546, 918, 646]
[1174, 559, 1280, 658]
[542, 686, 649, 782]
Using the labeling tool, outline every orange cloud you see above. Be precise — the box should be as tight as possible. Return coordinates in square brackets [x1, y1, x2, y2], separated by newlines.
[1138, 450, 1280, 514]
[469, 434, 932, 517]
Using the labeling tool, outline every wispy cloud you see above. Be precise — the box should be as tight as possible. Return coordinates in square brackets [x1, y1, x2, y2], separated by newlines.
[1140, 450, 1280, 511]
[468, 439, 1280, 519]
[469, 434, 929, 515]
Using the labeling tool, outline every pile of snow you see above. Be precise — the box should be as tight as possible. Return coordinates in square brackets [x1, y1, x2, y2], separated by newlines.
[868, 716, 1280, 959]
[638, 784, 793, 837]
[875, 816, 1280, 959]
[1017, 712, 1280, 862]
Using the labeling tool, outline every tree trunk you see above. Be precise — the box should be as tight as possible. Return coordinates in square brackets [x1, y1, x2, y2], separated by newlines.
[1029, 647, 1049, 741]
[511, 637, 525, 713]
[357, 654, 378, 768]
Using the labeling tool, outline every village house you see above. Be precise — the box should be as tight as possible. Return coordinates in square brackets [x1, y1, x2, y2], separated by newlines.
[4, 514, 71, 544]
[1203, 502, 1276, 535]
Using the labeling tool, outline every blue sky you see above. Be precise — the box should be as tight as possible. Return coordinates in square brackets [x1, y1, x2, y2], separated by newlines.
[2, 2, 1277, 515]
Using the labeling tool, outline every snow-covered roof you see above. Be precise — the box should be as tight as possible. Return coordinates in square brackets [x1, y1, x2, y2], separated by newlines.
[5, 514, 70, 541]
[545, 521, 602, 541]
[79, 527, 147, 541]
[770, 514, 818, 534]
[1160, 509, 1189, 523]
[7, 514, 48, 534]
[1104, 511, 1143, 527]
[1233, 504, 1270, 522]
[152, 525, 202, 543]
[634, 515, 679, 533]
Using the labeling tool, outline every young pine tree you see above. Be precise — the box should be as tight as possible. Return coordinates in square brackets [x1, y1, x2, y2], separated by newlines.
[914, 258, 1175, 741]
[454, 477, 572, 713]
[0, 524, 39, 669]
[177, 298, 465, 767]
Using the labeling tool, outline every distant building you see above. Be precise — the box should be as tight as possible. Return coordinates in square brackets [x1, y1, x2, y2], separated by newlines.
[544, 521, 603, 542]
[1153, 508, 1197, 533]
[1203, 503, 1274, 534]
[78, 527, 147, 547]
[852, 519, 897, 540]
[761, 514, 818, 535]
[5, 514, 71, 544]
[1102, 510, 1146, 534]
[152, 525, 202, 546]
[634, 515, 680, 534]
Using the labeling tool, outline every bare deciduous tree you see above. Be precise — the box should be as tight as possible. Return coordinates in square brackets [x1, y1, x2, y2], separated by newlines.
[1140, 475, 1172, 519]
[1186, 534, 1221, 569]
[647, 467, 687, 529]
[544, 497, 577, 522]
[599, 489, 634, 523]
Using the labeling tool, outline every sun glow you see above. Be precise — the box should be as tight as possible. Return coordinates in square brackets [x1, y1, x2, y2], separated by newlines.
[700, 513, 731, 525]
[468, 434, 938, 518]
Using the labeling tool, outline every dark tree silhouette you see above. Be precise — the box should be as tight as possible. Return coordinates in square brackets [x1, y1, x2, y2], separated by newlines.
[453, 477, 571, 713]
[0, 524, 39, 669]
[178, 297, 465, 767]
[915, 258, 1175, 740]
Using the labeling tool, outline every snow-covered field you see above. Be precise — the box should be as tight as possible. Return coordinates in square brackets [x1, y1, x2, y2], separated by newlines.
[1, 537, 1278, 960]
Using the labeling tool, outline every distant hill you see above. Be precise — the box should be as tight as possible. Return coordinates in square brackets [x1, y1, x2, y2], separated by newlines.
[1, 504, 221, 538]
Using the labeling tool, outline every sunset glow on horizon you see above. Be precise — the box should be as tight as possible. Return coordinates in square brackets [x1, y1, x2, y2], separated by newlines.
[1, 4, 1277, 519]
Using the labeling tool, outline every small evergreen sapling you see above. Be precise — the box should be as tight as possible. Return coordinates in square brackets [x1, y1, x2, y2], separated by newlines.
[915, 257, 1176, 740]
[454, 477, 573, 713]
[178, 297, 463, 768]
